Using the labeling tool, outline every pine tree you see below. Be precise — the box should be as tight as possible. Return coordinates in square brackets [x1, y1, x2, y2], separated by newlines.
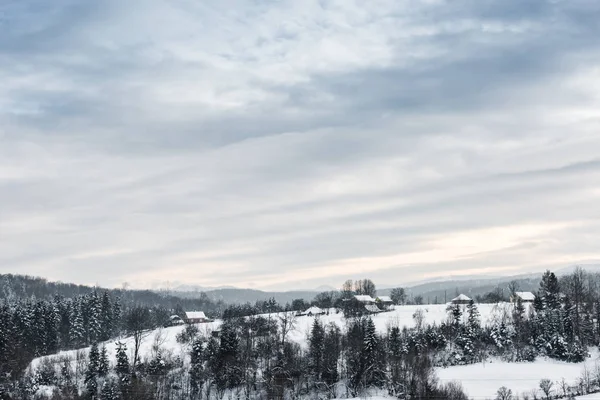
[100, 292, 113, 341]
[88, 292, 103, 343]
[70, 299, 86, 347]
[100, 379, 120, 400]
[308, 317, 325, 386]
[363, 317, 384, 387]
[323, 323, 341, 395]
[540, 271, 561, 310]
[115, 341, 130, 395]
[85, 343, 100, 398]
[466, 300, 480, 330]
[112, 297, 122, 336]
[98, 346, 109, 377]
[190, 337, 205, 397]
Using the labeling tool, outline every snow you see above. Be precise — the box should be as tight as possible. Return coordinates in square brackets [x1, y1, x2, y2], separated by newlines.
[354, 295, 376, 303]
[577, 393, 600, 399]
[303, 306, 324, 315]
[437, 349, 600, 399]
[516, 291, 536, 301]
[451, 294, 472, 302]
[377, 296, 393, 303]
[185, 311, 207, 320]
[30, 320, 221, 371]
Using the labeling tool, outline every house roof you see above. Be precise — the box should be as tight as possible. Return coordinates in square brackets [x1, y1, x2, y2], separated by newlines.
[377, 296, 393, 303]
[451, 294, 472, 301]
[304, 306, 323, 315]
[515, 292, 535, 301]
[365, 304, 380, 313]
[169, 315, 182, 320]
[354, 295, 376, 302]
[185, 311, 207, 320]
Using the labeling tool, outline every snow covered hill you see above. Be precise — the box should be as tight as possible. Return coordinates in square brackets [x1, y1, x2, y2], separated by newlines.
[31, 303, 600, 399]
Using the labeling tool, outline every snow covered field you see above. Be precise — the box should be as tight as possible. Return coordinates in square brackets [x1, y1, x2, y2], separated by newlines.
[437, 350, 600, 399]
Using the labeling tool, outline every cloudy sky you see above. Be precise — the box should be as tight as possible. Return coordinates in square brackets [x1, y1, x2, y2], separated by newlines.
[1, 0, 600, 291]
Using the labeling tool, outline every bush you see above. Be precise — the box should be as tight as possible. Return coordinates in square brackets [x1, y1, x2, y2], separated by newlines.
[176, 324, 199, 345]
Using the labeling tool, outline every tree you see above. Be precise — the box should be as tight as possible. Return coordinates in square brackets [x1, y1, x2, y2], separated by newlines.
[539, 379, 553, 399]
[85, 343, 100, 398]
[308, 318, 325, 386]
[100, 379, 120, 400]
[413, 295, 424, 305]
[354, 279, 376, 297]
[98, 346, 109, 377]
[496, 386, 513, 400]
[508, 280, 520, 299]
[100, 291, 113, 341]
[390, 288, 407, 305]
[115, 341, 130, 397]
[124, 306, 152, 371]
[278, 311, 297, 348]
[540, 270, 561, 310]
[190, 337, 206, 398]
[70, 299, 86, 348]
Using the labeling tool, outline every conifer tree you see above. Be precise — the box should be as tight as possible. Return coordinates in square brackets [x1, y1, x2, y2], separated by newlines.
[98, 346, 109, 377]
[308, 317, 325, 386]
[190, 337, 206, 398]
[85, 343, 100, 398]
[70, 299, 86, 348]
[100, 292, 113, 341]
[100, 379, 120, 400]
[115, 341, 130, 396]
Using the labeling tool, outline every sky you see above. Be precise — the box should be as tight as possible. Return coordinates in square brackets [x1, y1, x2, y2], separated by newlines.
[1, 0, 600, 291]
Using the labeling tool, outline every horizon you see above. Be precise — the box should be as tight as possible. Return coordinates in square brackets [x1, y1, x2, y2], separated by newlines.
[2, 1, 600, 290]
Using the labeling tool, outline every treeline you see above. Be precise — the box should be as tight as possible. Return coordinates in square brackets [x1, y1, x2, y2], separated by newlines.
[0, 275, 227, 394]
[0, 274, 226, 312]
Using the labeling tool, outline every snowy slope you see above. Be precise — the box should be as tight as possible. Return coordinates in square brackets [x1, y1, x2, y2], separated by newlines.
[437, 350, 600, 399]
[31, 303, 507, 370]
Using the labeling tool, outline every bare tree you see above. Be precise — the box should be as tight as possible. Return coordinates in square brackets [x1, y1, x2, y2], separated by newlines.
[124, 306, 153, 370]
[508, 280, 520, 299]
[539, 379, 553, 400]
[495, 386, 513, 400]
[278, 311, 297, 348]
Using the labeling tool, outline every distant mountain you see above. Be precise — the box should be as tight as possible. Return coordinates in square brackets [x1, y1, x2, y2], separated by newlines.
[315, 285, 336, 292]
[555, 264, 600, 276]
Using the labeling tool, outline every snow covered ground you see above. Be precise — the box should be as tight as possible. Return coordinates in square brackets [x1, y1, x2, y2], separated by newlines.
[437, 350, 600, 399]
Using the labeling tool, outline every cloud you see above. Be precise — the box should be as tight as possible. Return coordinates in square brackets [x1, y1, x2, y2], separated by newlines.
[1, 0, 600, 290]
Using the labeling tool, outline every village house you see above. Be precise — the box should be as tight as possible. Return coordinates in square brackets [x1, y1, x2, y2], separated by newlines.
[512, 291, 536, 303]
[185, 311, 209, 324]
[302, 306, 325, 316]
[354, 295, 376, 305]
[451, 294, 472, 305]
[166, 315, 184, 327]
[376, 296, 394, 310]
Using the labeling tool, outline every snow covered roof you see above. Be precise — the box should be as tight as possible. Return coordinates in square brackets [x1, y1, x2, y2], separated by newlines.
[515, 292, 535, 301]
[169, 315, 182, 320]
[304, 306, 323, 315]
[377, 296, 393, 303]
[354, 295, 376, 303]
[451, 294, 471, 301]
[185, 311, 207, 320]
[365, 304, 380, 313]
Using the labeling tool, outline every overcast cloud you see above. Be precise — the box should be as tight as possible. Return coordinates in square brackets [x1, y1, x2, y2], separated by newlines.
[1, 0, 600, 290]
